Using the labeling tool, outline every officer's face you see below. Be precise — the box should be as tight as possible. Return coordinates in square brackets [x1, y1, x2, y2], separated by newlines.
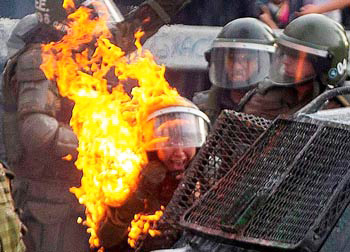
[157, 147, 196, 180]
[282, 51, 315, 82]
[225, 51, 258, 83]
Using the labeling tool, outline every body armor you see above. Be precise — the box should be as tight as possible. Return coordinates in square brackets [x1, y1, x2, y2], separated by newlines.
[2, 43, 88, 252]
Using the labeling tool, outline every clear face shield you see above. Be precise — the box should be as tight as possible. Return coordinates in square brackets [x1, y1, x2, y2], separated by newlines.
[270, 39, 329, 86]
[144, 107, 210, 151]
[209, 41, 275, 89]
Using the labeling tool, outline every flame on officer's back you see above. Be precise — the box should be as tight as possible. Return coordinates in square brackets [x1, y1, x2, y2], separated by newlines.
[40, 0, 181, 248]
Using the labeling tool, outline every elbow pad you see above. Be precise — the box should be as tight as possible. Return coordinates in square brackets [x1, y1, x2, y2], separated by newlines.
[20, 113, 59, 153]
[20, 114, 78, 159]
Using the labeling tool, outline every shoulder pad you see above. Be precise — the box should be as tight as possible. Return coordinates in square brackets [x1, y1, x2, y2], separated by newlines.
[20, 113, 59, 153]
[16, 44, 47, 82]
[7, 14, 39, 58]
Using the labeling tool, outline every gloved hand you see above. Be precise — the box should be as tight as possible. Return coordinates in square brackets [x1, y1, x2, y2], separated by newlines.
[54, 125, 79, 162]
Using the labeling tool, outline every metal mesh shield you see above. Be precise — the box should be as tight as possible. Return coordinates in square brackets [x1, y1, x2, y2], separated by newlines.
[179, 116, 350, 251]
[159, 110, 270, 228]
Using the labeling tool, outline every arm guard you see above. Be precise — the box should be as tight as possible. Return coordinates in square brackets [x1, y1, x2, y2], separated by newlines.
[112, 0, 191, 53]
[19, 114, 78, 159]
[15, 44, 78, 159]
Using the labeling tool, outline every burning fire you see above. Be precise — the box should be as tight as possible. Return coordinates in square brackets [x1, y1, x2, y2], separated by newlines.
[128, 206, 165, 248]
[40, 0, 183, 248]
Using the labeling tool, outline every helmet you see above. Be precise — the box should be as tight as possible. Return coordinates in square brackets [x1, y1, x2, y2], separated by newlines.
[35, 0, 79, 28]
[208, 18, 276, 90]
[35, 0, 123, 30]
[270, 14, 349, 87]
[143, 97, 210, 151]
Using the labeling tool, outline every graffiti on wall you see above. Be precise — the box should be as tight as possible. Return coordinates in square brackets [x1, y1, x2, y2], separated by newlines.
[144, 25, 221, 70]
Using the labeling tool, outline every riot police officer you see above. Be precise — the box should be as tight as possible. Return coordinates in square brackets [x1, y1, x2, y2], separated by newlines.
[193, 17, 276, 123]
[97, 97, 210, 251]
[1, 0, 192, 251]
[244, 14, 350, 119]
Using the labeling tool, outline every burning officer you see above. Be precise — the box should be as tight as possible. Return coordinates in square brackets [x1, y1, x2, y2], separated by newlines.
[244, 14, 350, 119]
[193, 17, 276, 123]
[1, 0, 192, 251]
[97, 97, 210, 251]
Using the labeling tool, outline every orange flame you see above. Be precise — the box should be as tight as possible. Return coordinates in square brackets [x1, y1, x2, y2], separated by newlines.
[128, 206, 164, 248]
[295, 51, 307, 83]
[40, 3, 181, 248]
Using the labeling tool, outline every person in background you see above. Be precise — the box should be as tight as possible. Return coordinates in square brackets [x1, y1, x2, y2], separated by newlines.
[0, 161, 25, 252]
[341, 5, 350, 29]
[174, 0, 261, 26]
[289, 0, 350, 23]
[259, 0, 290, 28]
[97, 97, 210, 251]
[193, 18, 276, 123]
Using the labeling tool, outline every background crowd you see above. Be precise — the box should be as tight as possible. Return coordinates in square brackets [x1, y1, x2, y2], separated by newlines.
[1, 0, 350, 27]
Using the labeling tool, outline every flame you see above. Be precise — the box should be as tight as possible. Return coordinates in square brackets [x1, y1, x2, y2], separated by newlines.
[63, 0, 76, 10]
[40, 3, 181, 248]
[128, 206, 164, 248]
[295, 51, 307, 83]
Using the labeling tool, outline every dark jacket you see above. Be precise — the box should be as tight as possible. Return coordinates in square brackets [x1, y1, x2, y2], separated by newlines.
[97, 160, 183, 251]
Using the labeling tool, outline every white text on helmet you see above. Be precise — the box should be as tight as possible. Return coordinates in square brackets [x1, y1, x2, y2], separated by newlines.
[35, 0, 50, 12]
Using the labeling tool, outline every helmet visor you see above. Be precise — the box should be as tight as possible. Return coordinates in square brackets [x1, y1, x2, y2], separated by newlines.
[144, 108, 210, 151]
[209, 42, 274, 89]
[270, 40, 329, 86]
